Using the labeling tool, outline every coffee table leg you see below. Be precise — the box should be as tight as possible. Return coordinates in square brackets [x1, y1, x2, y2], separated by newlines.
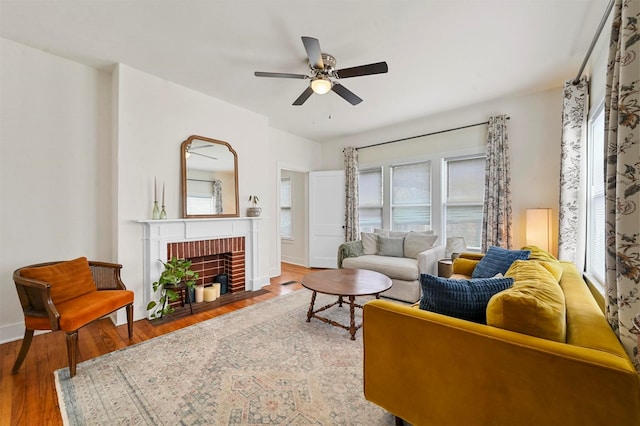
[306, 291, 317, 322]
[349, 295, 356, 340]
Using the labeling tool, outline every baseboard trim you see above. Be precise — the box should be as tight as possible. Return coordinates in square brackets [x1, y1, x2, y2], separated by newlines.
[0, 321, 49, 345]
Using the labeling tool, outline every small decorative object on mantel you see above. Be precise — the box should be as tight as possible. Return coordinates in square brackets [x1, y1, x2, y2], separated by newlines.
[160, 181, 167, 219]
[152, 177, 160, 220]
[247, 195, 261, 217]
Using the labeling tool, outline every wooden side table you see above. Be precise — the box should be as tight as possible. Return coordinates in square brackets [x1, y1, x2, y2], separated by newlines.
[162, 282, 193, 316]
[437, 258, 453, 278]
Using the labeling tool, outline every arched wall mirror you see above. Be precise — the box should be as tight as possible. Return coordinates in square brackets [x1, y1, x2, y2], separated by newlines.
[181, 135, 239, 218]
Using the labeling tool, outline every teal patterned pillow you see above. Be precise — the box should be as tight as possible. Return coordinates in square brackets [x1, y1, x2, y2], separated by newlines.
[471, 246, 531, 278]
[419, 274, 514, 323]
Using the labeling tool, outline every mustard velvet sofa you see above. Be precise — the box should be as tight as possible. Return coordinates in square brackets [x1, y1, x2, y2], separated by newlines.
[363, 259, 640, 426]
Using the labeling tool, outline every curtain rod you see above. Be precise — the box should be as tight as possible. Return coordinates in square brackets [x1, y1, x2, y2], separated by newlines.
[355, 117, 510, 151]
[572, 0, 615, 84]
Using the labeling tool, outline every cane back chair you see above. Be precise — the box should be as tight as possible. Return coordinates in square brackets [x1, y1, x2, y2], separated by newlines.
[11, 257, 134, 377]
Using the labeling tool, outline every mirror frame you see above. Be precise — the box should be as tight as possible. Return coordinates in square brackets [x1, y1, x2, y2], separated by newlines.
[181, 135, 239, 218]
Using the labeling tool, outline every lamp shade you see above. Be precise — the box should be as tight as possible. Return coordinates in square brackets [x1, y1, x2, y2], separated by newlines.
[445, 237, 466, 259]
[310, 77, 332, 94]
[526, 208, 552, 252]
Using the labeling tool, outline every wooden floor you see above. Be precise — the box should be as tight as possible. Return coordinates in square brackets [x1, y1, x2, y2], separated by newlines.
[0, 263, 312, 426]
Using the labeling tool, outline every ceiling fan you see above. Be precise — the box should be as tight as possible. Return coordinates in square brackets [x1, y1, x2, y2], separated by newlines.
[254, 36, 388, 106]
[185, 144, 217, 160]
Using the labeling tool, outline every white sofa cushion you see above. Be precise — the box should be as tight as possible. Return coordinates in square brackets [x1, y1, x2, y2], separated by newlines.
[342, 255, 420, 281]
[404, 232, 438, 259]
[361, 232, 378, 255]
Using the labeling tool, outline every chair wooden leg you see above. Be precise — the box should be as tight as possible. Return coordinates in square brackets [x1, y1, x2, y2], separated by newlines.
[126, 304, 133, 339]
[11, 329, 35, 374]
[66, 331, 79, 378]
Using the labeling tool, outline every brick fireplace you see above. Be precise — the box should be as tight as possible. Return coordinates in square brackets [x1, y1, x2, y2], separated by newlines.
[167, 237, 245, 292]
[139, 217, 264, 319]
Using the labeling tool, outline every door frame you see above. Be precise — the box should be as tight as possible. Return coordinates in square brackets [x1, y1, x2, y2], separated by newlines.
[276, 162, 311, 274]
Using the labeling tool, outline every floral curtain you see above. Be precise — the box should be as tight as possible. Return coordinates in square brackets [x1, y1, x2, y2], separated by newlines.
[212, 180, 223, 214]
[344, 147, 360, 241]
[481, 115, 512, 251]
[604, 0, 640, 370]
[558, 76, 589, 271]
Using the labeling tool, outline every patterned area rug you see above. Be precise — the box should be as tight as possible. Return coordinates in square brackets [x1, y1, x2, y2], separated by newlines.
[55, 289, 393, 425]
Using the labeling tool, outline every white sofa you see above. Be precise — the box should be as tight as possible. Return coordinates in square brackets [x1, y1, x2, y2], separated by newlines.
[337, 230, 445, 303]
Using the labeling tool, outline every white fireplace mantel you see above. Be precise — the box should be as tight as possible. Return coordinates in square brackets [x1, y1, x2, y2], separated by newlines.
[139, 217, 262, 319]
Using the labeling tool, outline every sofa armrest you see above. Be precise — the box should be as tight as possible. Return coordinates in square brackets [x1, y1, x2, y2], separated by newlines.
[363, 300, 640, 426]
[416, 245, 445, 275]
[337, 240, 364, 268]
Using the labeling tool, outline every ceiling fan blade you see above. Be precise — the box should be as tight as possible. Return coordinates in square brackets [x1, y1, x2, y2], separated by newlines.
[254, 71, 308, 79]
[335, 61, 388, 79]
[190, 151, 218, 160]
[292, 86, 314, 106]
[331, 83, 363, 105]
[301, 36, 324, 70]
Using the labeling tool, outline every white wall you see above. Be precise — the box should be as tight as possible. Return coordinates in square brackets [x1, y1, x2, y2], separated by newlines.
[321, 88, 564, 252]
[0, 39, 112, 342]
[115, 63, 292, 321]
[0, 42, 322, 342]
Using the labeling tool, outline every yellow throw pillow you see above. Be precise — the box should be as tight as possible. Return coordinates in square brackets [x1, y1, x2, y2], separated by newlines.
[488, 260, 566, 342]
[452, 258, 479, 277]
[521, 245, 563, 281]
[505, 259, 557, 283]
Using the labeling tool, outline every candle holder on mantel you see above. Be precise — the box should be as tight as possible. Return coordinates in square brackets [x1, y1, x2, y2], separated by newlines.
[152, 176, 160, 219]
[159, 181, 167, 219]
[152, 201, 160, 220]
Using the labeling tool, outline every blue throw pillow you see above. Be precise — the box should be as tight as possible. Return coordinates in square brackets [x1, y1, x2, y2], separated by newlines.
[419, 274, 514, 323]
[471, 246, 531, 278]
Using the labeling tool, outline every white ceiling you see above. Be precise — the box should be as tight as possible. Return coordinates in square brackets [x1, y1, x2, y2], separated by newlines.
[1, 0, 606, 142]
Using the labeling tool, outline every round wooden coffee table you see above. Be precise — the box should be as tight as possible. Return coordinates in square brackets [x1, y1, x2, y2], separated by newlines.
[301, 269, 392, 340]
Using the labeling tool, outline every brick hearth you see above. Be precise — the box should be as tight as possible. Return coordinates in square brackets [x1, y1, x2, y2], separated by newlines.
[167, 237, 245, 292]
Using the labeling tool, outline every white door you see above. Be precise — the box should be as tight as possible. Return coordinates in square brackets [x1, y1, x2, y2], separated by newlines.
[309, 170, 345, 268]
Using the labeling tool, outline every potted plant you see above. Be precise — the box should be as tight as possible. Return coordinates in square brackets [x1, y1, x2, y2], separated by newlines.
[247, 195, 261, 217]
[146, 257, 199, 319]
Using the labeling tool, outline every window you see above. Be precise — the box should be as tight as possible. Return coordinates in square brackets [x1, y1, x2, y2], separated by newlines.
[587, 105, 606, 285]
[444, 156, 485, 249]
[391, 161, 431, 231]
[358, 167, 383, 233]
[280, 177, 292, 238]
[186, 179, 215, 215]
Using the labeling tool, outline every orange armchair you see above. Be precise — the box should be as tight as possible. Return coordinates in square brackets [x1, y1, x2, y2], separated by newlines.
[11, 257, 134, 377]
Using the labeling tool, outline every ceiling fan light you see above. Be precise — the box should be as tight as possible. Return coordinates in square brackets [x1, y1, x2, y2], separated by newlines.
[311, 77, 332, 95]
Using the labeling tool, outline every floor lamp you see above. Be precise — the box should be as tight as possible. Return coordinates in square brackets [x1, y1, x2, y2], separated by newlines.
[525, 208, 552, 252]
